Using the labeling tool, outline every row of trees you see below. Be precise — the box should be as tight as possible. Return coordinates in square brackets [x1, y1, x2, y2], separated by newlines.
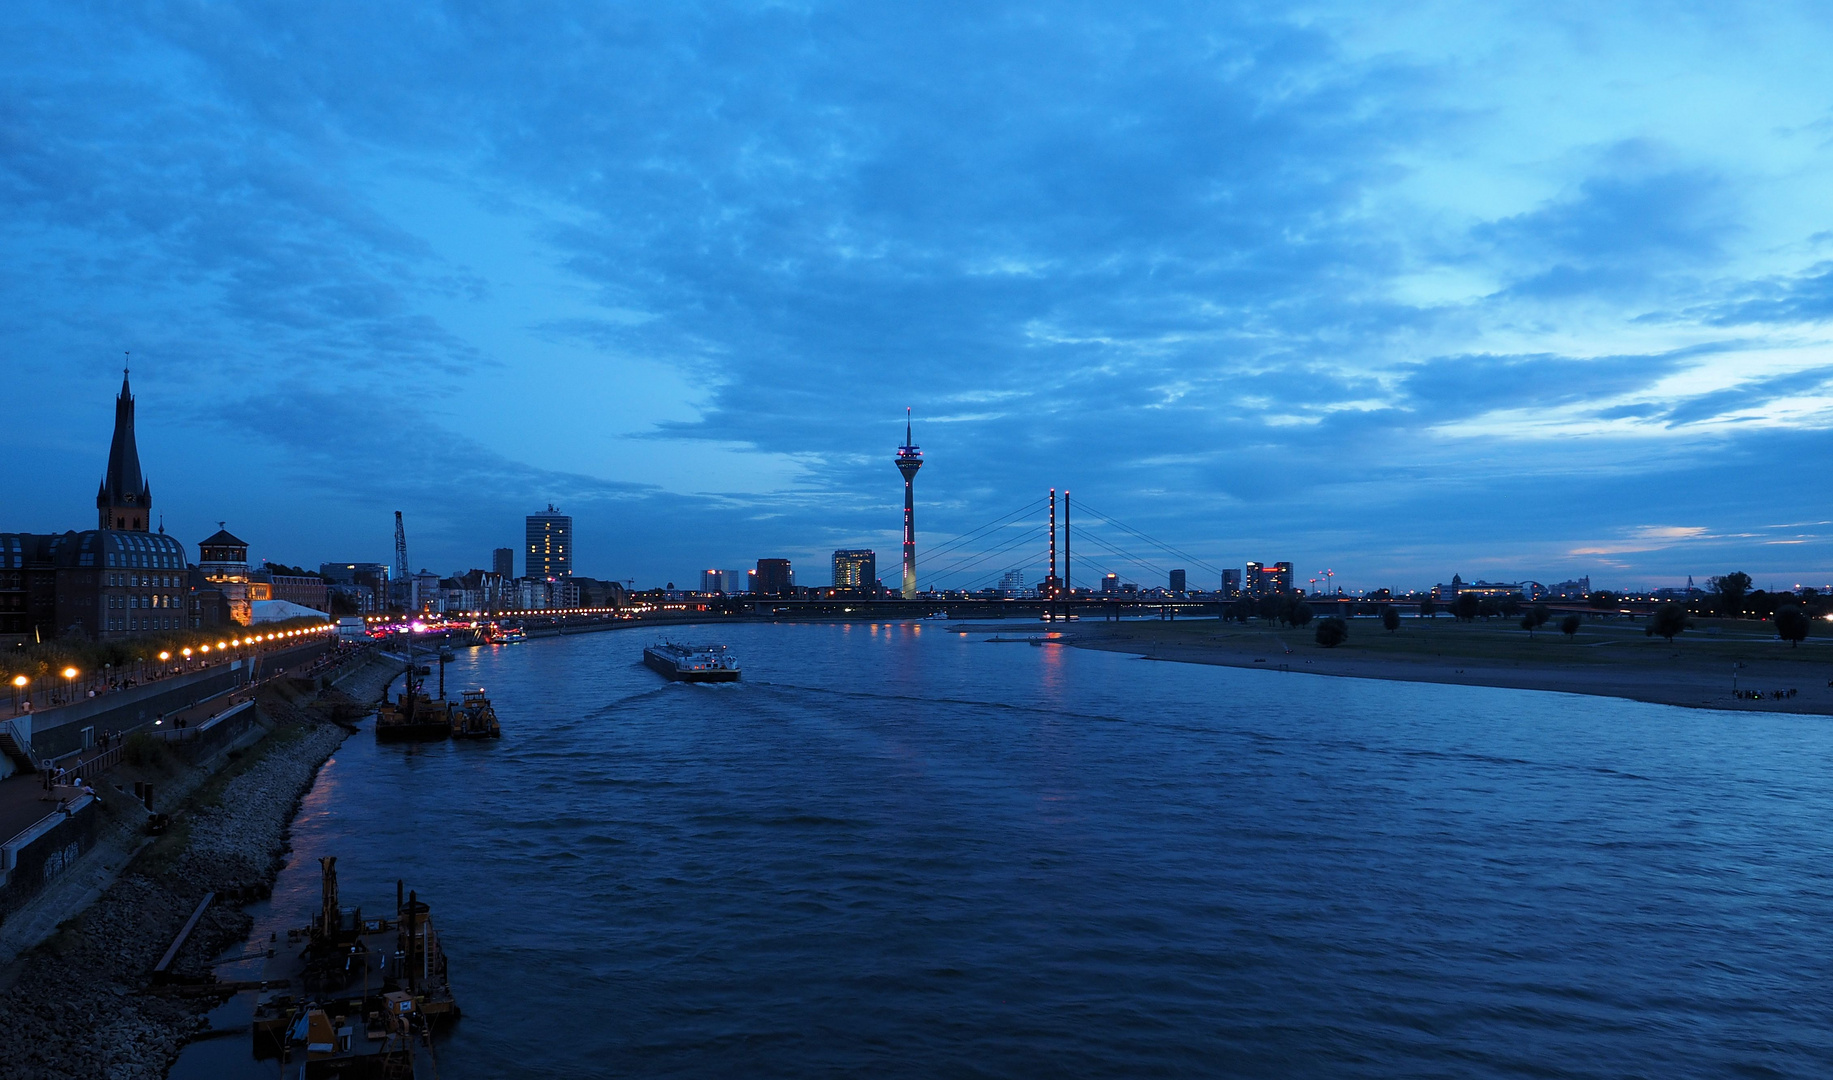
[0, 615, 335, 684]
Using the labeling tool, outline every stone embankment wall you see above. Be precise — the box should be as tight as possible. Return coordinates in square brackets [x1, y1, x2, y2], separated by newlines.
[0, 653, 395, 1080]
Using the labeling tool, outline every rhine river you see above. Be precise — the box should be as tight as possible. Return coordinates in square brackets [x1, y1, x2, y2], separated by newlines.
[172, 620, 1833, 1078]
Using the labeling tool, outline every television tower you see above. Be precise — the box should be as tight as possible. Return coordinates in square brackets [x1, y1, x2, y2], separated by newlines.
[895, 409, 924, 598]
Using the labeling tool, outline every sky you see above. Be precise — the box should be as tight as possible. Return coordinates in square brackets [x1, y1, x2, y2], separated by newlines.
[4, 1, 1833, 593]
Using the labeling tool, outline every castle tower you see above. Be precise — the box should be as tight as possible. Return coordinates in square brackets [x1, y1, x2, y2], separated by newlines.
[895, 410, 924, 599]
[97, 365, 152, 532]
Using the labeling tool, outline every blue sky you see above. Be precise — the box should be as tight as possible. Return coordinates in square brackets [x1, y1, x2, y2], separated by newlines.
[4, 1, 1833, 592]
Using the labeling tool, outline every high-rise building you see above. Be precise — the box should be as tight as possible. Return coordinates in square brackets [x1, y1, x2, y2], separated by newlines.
[1221, 569, 1242, 599]
[895, 410, 924, 598]
[492, 547, 515, 579]
[702, 569, 742, 593]
[525, 505, 573, 581]
[997, 569, 1028, 597]
[1169, 569, 1186, 594]
[754, 558, 793, 595]
[832, 549, 876, 591]
[1245, 561, 1294, 596]
[1101, 572, 1119, 594]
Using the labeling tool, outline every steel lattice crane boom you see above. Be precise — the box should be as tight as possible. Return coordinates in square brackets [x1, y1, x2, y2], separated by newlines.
[394, 511, 409, 606]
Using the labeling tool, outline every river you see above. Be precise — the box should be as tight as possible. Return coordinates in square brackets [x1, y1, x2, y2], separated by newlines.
[171, 620, 1833, 1077]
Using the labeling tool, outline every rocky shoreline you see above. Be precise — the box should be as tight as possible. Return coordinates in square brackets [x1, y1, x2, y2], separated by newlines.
[0, 653, 396, 1080]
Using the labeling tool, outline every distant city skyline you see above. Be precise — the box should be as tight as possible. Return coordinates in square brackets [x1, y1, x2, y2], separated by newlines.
[6, 6, 1833, 589]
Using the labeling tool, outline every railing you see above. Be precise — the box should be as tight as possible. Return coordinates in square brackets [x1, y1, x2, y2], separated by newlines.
[1, 718, 34, 767]
[68, 744, 122, 785]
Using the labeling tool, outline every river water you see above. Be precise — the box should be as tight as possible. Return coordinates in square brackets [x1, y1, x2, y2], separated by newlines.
[171, 620, 1833, 1078]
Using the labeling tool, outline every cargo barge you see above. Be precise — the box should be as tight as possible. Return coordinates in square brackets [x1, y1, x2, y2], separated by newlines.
[643, 642, 741, 682]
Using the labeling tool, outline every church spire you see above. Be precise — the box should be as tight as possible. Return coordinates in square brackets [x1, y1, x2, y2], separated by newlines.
[97, 364, 152, 531]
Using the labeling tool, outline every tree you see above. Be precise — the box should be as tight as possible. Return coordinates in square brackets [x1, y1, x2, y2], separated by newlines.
[1775, 606, 1811, 648]
[1381, 607, 1400, 632]
[1315, 617, 1348, 647]
[1520, 615, 1537, 635]
[1529, 604, 1551, 630]
[1477, 597, 1501, 620]
[1228, 596, 1255, 623]
[1455, 593, 1481, 621]
[1419, 599, 1438, 619]
[1646, 602, 1690, 643]
[1289, 602, 1314, 628]
[1560, 613, 1582, 639]
[1256, 594, 1282, 623]
[1500, 595, 1523, 617]
[1710, 572, 1752, 618]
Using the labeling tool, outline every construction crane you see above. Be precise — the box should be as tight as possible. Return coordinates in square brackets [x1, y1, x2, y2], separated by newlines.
[394, 511, 410, 609]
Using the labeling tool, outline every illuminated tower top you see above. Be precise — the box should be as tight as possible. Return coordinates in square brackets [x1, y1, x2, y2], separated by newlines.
[896, 410, 923, 480]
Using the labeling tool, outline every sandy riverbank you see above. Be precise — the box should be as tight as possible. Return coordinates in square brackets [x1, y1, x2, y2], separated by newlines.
[0, 652, 397, 1080]
[1068, 618, 1833, 716]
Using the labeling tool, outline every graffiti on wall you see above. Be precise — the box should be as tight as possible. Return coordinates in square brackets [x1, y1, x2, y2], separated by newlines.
[41, 840, 82, 884]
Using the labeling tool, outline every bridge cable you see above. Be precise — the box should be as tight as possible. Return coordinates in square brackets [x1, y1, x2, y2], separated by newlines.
[1069, 498, 1227, 577]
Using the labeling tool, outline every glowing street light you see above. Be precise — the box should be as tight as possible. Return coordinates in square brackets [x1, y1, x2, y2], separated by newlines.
[10, 673, 26, 712]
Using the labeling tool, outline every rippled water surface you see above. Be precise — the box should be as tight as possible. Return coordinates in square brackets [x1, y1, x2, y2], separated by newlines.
[175, 621, 1833, 1078]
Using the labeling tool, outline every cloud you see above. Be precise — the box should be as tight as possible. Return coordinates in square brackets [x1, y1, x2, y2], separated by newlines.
[1476, 145, 1739, 298]
[1660, 364, 1833, 425]
[5, 2, 1833, 588]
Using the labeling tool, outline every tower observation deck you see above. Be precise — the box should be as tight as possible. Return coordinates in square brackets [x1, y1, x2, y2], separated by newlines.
[895, 410, 923, 599]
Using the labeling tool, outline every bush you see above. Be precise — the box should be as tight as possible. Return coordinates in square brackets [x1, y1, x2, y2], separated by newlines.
[1315, 617, 1348, 648]
[1381, 607, 1400, 632]
[122, 732, 169, 769]
[1289, 602, 1314, 628]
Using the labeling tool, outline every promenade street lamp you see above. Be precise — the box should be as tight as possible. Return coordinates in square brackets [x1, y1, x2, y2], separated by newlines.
[10, 674, 25, 713]
[62, 666, 78, 704]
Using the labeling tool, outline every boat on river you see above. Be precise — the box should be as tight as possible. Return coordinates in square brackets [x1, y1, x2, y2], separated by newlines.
[643, 642, 741, 682]
[449, 688, 501, 739]
[375, 686, 450, 742]
[252, 857, 455, 1077]
[484, 622, 527, 645]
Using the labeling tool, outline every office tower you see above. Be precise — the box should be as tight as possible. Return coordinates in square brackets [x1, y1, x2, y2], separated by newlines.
[754, 558, 793, 594]
[701, 569, 729, 593]
[525, 505, 573, 580]
[832, 549, 876, 590]
[1221, 569, 1242, 599]
[493, 547, 515, 579]
[1169, 569, 1186, 594]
